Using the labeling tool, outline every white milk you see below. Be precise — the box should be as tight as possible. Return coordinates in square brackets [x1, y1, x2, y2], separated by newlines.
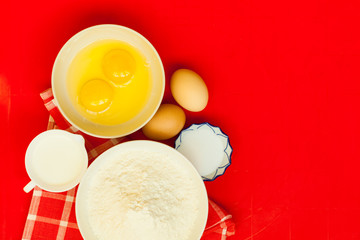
[24, 130, 88, 193]
[32, 135, 85, 186]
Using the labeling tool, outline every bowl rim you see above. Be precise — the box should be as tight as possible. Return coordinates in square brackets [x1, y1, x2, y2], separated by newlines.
[51, 24, 165, 138]
[75, 140, 209, 240]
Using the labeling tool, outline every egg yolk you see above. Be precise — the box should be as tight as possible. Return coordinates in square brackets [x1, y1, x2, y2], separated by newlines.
[79, 79, 113, 113]
[102, 49, 136, 85]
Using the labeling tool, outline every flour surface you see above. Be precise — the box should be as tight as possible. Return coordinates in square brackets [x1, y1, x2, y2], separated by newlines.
[87, 150, 200, 240]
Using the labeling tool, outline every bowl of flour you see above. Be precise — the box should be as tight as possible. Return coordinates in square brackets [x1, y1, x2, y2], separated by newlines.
[76, 140, 208, 240]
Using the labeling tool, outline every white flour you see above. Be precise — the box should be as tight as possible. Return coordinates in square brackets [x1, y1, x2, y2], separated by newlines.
[87, 150, 201, 240]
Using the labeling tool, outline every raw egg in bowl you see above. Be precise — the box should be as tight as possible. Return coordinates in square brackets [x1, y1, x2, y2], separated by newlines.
[52, 24, 165, 138]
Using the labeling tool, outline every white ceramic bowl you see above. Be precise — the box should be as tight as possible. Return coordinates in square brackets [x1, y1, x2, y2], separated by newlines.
[52, 24, 165, 138]
[76, 140, 208, 240]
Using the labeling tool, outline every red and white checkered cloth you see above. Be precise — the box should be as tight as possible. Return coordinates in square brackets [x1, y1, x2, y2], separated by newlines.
[22, 88, 235, 240]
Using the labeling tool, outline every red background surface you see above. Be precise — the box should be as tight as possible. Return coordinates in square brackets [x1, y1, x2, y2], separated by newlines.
[1, 0, 360, 239]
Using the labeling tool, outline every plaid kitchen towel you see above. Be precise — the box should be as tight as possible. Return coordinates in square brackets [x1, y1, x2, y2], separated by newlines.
[22, 88, 235, 240]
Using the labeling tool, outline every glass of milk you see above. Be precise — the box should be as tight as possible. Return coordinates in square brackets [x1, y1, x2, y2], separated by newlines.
[24, 130, 88, 193]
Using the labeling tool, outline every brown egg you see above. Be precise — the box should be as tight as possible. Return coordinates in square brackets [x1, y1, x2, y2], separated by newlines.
[142, 104, 186, 140]
[170, 69, 209, 112]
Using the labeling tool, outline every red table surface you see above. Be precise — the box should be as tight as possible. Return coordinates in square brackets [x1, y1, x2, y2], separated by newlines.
[1, 0, 360, 239]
